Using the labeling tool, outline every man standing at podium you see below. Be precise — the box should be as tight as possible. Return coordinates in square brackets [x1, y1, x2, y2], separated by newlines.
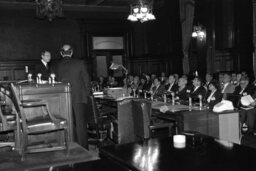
[34, 50, 52, 80]
[55, 44, 91, 149]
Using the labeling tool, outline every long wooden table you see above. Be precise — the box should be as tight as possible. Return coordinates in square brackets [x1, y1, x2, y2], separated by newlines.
[100, 135, 256, 171]
[152, 101, 241, 144]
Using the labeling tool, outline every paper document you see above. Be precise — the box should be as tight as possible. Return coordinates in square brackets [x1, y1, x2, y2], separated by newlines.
[241, 95, 254, 106]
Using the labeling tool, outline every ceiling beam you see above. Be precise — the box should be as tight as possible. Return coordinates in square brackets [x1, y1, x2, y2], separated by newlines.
[0, 1, 129, 13]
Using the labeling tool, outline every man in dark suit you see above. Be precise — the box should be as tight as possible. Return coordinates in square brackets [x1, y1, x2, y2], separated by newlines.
[151, 77, 165, 99]
[34, 50, 52, 80]
[54, 44, 91, 149]
[190, 77, 206, 101]
[235, 76, 256, 135]
[165, 74, 178, 93]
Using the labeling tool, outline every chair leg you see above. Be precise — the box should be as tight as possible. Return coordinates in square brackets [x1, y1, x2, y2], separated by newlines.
[64, 128, 69, 153]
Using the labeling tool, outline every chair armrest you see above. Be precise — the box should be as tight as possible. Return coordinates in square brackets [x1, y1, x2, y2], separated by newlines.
[98, 116, 108, 119]
[149, 122, 173, 129]
[21, 99, 46, 107]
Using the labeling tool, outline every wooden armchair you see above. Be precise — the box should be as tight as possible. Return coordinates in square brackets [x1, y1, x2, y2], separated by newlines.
[10, 83, 68, 159]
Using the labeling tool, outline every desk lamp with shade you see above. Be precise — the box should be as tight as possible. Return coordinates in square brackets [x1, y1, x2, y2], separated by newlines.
[109, 63, 129, 85]
[109, 62, 129, 96]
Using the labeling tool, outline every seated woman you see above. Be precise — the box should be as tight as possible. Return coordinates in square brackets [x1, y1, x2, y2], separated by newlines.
[204, 81, 223, 109]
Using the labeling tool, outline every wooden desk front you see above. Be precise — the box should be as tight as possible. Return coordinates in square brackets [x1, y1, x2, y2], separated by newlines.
[152, 102, 240, 144]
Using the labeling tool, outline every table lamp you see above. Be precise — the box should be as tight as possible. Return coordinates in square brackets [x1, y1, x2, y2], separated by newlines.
[109, 62, 128, 75]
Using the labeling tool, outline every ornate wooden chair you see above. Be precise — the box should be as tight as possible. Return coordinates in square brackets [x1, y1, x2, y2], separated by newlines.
[10, 83, 68, 159]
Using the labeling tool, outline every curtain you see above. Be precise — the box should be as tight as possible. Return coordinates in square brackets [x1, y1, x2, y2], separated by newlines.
[179, 0, 195, 74]
[253, 1, 256, 79]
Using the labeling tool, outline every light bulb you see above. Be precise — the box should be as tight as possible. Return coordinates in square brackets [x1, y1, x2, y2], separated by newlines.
[198, 31, 205, 37]
[141, 6, 148, 13]
[128, 15, 138, 21]
[133, 7, 139, 13]
[147, 13, 155, 20]
[192, 32, 197, 37]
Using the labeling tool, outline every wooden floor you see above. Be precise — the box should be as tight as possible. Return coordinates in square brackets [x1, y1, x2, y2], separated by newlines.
[0, 142, 99, 171]
[1, 135, 256, 171]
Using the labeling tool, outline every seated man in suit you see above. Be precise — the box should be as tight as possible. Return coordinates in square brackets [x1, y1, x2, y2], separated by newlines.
[165, 74, 178, 93]
[151, 77, 165, 100]
[190, 77, 206, 101]
[34, 50, 52, 81]
[175, 77, 192, 102]
[204, 73, 213, 91]
[236, 76, 256, 135]
[221, 73, 236, 99]
[204, 81, 223, 109]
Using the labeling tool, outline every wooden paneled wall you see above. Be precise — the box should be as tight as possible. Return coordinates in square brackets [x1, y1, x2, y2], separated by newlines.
[128, 56, 182, 76]
[0, 61, 36, 81]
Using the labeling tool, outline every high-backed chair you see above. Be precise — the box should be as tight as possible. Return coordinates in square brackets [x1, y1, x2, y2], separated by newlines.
[87, 95, 113, 148]
[10, 83, 68, 158]
[0, 87, 19, 149]
[132, 99, 173, 140]
[115, 99, 135, 144]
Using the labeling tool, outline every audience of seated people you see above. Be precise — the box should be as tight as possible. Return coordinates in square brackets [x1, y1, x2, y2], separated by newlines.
[91, 71, 256, 135]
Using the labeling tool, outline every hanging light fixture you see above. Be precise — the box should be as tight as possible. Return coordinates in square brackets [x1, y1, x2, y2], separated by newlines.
[35, 0, 64, 21]
[192, 24, 206, 41]
[127, 0, 156, 23]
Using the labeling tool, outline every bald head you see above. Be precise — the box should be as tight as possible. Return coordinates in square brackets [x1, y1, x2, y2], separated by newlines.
[60, 44, 73, 57]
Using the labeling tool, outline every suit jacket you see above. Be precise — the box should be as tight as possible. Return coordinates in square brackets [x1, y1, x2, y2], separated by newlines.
[222, 83, 235, 94]
[54, 57, 91, 104]
[190, 86, 206, 100]
[233, 85, 255, 97]
[34, 61, 51, 80]
[205, 90, 223, 109]
[175, 85, 192, 101]
[165, 83, 179, 93]
[152, 84, 165, 99]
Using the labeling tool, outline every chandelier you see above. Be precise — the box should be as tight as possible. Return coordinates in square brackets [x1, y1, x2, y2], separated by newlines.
[127, 0, 156, 23]
[192, 24, 206, 41]
[35, 0, 63, 21]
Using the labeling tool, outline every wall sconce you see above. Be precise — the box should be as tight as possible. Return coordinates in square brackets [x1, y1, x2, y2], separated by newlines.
[127, 0, 156, 23]
[192, 24, 206, 41]
[35, 0, 64, 21]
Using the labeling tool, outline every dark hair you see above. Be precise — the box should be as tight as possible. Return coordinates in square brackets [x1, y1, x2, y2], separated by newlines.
[194, 76, 202, 83]
[41, 50, 50, 56]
